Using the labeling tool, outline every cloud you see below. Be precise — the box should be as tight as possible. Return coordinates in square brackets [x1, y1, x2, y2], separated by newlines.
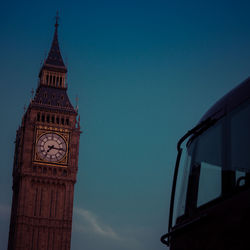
[73, 207, 121, 240]
[71, 207, 160, 250]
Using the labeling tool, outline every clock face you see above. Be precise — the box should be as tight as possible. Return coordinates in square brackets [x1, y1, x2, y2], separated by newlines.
[37, 133, 67, 162]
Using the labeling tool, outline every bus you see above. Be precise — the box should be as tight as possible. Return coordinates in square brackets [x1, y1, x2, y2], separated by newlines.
[161, 78, 250, 250]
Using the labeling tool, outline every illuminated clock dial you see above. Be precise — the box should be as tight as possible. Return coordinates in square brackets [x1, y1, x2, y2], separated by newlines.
[37, 133, 67, 162]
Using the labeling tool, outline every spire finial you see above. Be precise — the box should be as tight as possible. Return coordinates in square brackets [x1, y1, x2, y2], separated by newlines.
[75, 95, 79, 112]
[55, 11, 59, 29]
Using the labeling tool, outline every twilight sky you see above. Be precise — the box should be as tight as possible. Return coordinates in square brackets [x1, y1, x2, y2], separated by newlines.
[1, 1, 250, 249]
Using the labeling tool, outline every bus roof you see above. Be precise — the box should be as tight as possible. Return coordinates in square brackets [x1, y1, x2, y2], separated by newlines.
[200, 77, 250, 123]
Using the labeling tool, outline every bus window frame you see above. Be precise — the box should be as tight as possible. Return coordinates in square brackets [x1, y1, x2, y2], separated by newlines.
[178, 98, 250, 223]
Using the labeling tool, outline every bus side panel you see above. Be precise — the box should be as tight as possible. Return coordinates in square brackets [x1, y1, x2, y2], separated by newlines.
[170, 188, 250, 250]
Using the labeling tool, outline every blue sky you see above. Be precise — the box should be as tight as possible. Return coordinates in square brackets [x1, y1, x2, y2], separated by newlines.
[1, 1, 250, 249]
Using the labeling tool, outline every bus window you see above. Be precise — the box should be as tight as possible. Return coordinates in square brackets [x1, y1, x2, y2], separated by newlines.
[195, 121, 223, 207]
[174, 119, 224, 221]
[230, 100, 250, 187]
[197, 162, 221, 206]
[175, 150, 192, 220]
[184, 119, 223, 212]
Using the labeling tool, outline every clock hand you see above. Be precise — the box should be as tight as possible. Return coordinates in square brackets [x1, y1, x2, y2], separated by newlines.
[52, 147, 66, 151]
[47, 145, 54, 152]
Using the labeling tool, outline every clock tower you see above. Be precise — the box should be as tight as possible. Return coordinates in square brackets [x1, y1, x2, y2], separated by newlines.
[8, 18, 81, 250]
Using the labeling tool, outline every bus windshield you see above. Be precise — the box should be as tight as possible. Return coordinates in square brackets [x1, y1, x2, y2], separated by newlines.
[174, 99, 250, 225]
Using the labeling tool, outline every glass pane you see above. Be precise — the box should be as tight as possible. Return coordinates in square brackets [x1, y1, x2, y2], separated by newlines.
[174, 142, 196, 224]
[197, 162, 221, 206]
[195, 121, 222, 207]
[174, 118, 224, 224]
[195, 122, 222, 167]
[236, 171, 246, 187]
[191, 120, 223, 208]
[175, 150, 192, 221]
[231, 102, 250, 173]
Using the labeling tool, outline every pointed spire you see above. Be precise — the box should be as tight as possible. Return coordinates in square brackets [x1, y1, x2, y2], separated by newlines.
[39, 14, 67, 88]
[44, 12, 66, 70]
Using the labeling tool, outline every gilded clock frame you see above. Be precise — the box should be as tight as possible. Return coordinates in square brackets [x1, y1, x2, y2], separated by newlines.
[34, 127, 70, 166]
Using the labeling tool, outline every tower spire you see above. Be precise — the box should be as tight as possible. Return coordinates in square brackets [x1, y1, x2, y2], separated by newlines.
[39, 13, 67, 88]
[43, 12, 66, 69]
